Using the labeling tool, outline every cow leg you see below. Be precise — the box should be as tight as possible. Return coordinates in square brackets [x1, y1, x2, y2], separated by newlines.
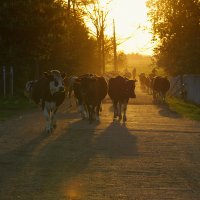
[161, 92, 166, 103]
[153, 90, 156, 100]
[52, 106, 58, 129]
[118, 102, 122, 121]
[83, 104, 88, 119]
[113, 100, 118, 119]
[153, 90, 159, 103]
[78, 105, 82, 116]
[123, 99, 128, 122]
[88, 104, 96, 123]
[47, 102, 57, 132]
[99, 103, 102, 112]
[78, 105, 86, 119]
[68, 87, 73, 107]
[87, 105, 93, 123]
[96, 102, 101, 121]
[92, 105, 96, 121]
[44, 103, 51, 133]
[158, 91, 163, 102]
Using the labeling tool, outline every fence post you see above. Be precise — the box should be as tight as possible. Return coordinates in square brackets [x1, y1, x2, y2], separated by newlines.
[10, 66, 14, 97]
[3, 66, 6, 97]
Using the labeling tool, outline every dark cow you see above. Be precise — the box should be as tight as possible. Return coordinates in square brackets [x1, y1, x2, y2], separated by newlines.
[147, 73, 156, 94]
[152, 76, 170, 102]
[73, 74, 108, 122]
[25, 70, 66, 132]
[73, 76, 87, 119]
[139, 73, 155, 94]
[64, 75, 78, 108]
[108, 76, 136, 122]
[139, 73, 147, 89]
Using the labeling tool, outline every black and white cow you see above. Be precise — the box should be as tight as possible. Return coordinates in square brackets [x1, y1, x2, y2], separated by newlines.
[108, 76, 136, 122]
[25, 70, 66, 132]
[73, 74, 108, 122]
[24, 80, 38, 102]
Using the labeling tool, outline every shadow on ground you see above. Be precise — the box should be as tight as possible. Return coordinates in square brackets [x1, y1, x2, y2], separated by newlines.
[0, 115, 138, 199]
[155, 102, 182, 119]
[94, 121, 138, 159]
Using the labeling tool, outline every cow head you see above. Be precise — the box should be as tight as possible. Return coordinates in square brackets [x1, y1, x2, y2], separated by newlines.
[44, 70, 66, 95]
[24, 80, 37, 99]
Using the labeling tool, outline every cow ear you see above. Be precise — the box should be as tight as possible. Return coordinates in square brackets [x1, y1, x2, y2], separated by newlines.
[61, 72, 66, 80]
[44, 72, 53, 80]
[43, 72, 49, 77]
[43, 72, 50, 79]
[74, 78, 81, 83]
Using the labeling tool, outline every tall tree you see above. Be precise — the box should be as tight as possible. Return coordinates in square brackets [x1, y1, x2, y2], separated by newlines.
[81, 0, 111, 74]
[0, 0, 98, 91]
[147, 0, 200, 75]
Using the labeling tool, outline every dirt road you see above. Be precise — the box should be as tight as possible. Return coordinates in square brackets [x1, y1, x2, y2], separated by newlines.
[1, 87, 200, 200]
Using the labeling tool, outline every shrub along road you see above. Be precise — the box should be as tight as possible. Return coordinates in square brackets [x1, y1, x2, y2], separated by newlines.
[0, 86, 200, 200]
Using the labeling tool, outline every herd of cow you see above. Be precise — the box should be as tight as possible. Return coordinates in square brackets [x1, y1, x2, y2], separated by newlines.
[24, 70, 170, 133]
[139, 72, 170, 102]
[24, 70, 137, 133]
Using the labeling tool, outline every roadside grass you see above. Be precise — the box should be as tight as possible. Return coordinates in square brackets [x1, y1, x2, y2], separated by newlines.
[0, 97, 36, 121]
[167, 97, 200, 121]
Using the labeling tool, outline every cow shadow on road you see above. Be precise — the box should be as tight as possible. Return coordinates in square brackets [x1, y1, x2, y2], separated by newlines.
[155, 103, 182, 119]
[0, 129, 53, 197]
[94, 121, 138, 159]
[0, 119, 97, 199]
[0, 117, 137, 199]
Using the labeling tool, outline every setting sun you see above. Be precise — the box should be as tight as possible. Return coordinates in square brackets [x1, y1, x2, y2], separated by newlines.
[91, 0, 153, 55]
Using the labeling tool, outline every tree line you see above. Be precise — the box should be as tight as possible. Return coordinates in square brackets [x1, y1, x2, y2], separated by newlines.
[0, 0, 105, 92]
[147, 0, 200, 75]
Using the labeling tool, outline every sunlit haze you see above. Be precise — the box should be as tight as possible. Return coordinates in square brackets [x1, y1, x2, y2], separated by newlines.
[88, 0, 153, 55]
[110, 0, 153, 55]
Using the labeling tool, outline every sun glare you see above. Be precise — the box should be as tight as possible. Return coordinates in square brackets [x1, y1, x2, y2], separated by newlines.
[96, 0, 153, 55]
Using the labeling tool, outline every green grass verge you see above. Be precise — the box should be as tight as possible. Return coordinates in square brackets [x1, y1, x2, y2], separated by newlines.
[167, 97, 200, 121]
[0, 97, 36, 121]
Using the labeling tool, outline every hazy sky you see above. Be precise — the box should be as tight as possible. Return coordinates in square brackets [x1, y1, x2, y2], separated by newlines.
[87, 0, 154, 55]
[106, 0, 153, 55]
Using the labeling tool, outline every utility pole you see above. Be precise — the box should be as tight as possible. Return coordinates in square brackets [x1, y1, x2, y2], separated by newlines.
[101, 11, 105, 74]
[113, 19, 117, 71]
[67, 0, 71, 61]
[72, 0, 77, 19]
[67, 0, 71, 18]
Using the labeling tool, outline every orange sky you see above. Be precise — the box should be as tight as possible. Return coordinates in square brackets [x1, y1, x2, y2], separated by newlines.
[86, 0, 154, 55]
[106, 0, 153, 55]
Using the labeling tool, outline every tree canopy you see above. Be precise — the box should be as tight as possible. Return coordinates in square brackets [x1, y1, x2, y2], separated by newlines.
[147, 0, 200, 75]
[0, 0, 98, 90]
